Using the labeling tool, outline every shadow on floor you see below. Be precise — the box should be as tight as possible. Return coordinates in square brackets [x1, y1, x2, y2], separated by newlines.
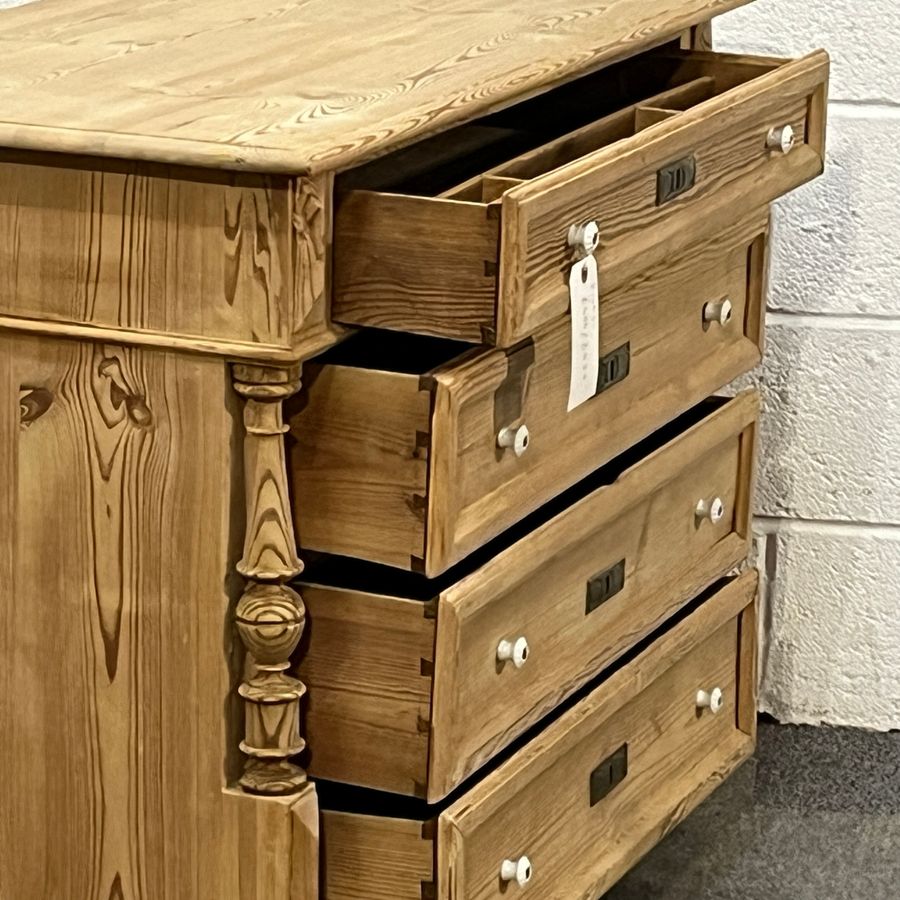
[602, 721, 900, 900]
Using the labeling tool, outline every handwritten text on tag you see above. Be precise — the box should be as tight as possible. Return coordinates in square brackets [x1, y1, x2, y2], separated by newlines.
[567, 255, 600, 412]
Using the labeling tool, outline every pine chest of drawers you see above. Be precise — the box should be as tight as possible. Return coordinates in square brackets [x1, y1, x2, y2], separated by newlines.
[0, 2, 827, 899]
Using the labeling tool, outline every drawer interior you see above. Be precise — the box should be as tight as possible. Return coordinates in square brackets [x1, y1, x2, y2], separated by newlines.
[338, 49, 787, 198]
[300, 392, 736, 601]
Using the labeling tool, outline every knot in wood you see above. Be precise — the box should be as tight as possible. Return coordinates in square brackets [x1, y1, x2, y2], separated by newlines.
[19, 386, 54, 428]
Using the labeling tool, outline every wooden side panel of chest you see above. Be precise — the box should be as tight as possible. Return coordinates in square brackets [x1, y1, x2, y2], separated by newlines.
[0, 334, 310, 899]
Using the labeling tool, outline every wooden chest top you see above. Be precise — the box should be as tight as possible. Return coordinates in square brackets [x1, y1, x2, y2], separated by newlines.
[0, 0, 754, 173]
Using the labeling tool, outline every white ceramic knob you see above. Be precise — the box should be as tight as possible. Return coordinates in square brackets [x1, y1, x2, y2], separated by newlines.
[695, 496, 725, 524]
[497, 636, 530, 669]
[567, 220, 600, 257]
[500, 856, 533, 887]
[497, 424, 530, 457]
[703, 298, 734, 326]
[696, 687, 725, 714]
[766, 124, 795, 155]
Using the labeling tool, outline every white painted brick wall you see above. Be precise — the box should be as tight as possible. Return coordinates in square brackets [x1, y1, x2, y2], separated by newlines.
[718, 0, 900, 730]
[755, 524, 900, 731]
[755, 322, 900, 523]
[767, 116, 900, 317]
[717, 0, 900, 101]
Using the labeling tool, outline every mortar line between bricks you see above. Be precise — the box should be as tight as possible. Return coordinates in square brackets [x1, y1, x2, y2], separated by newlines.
[831, 98, 900, 118]
[767, 310, 900, 330]
[754, 516, 900, 537]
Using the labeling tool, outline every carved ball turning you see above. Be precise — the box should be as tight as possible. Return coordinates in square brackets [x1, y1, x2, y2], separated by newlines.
[235, 582, 305, 667]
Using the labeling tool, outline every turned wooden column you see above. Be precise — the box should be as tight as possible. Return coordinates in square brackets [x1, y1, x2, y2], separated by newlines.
[232, 363, 307, 796]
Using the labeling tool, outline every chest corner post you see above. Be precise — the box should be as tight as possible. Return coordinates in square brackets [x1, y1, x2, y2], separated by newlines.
[231, 361, 308, 797]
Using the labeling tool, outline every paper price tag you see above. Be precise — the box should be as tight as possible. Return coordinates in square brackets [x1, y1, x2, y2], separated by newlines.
[567, 254, 600, 412]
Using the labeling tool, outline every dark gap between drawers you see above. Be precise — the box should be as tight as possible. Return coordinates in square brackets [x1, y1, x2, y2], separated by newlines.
[308, 326, 473, 375]
[312, 574, 737, 819]
[298, 393, 732, 601]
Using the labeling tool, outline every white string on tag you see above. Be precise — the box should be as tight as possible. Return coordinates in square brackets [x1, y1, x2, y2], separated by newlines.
[567, 253, 600, 412]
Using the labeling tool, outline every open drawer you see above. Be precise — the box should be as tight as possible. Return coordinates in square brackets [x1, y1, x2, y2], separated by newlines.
[290, 211, 767, 575]
[318, 571, 759, 900]
[333, 48, 828, 346]
[298, 391, 758, 801]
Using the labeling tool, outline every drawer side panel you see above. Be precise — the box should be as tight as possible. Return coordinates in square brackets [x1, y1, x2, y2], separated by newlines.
[333, 191, 499, 343]
[299, 586, 436, 797]
[321, 812, 433, 900]
[288, 365, 431, 569]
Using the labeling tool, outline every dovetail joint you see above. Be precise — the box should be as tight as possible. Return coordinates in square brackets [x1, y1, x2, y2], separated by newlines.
[422, 597, 439, 619]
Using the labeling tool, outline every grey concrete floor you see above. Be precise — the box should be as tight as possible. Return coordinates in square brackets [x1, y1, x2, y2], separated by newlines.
[603, 721, 900, 900]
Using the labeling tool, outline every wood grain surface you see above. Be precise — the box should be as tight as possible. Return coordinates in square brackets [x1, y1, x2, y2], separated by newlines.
[318, 573, 758, 899]
[289, 365, 432, 570]
[332, 49, 826, 346]
[446, 619, 741, 899]
[0, 0, 756, 173]
[0, 157, 338, 363]
[223, 786, 319, 900]
[690, 20, 715, 51]
[234, 366, 304, 582]
[291, 211, 767, 575]
[290, 175, 346, 362]
[333, 191, 500, 344]
[232, 366, 312, 798]
[299, 587, 436, 798]
[0, 334, 307, 898]
[499, 50, 828, 344]
[320, 813, 434, 900]
[0, 155, 293, 350]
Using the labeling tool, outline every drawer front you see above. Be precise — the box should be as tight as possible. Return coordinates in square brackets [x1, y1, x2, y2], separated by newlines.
[428, 391, 758, 799]
[499, 50, 828, 343]
[438, 571, 758, 900]
[333, 50, 827, 347]
[426, 211, 767, 574]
